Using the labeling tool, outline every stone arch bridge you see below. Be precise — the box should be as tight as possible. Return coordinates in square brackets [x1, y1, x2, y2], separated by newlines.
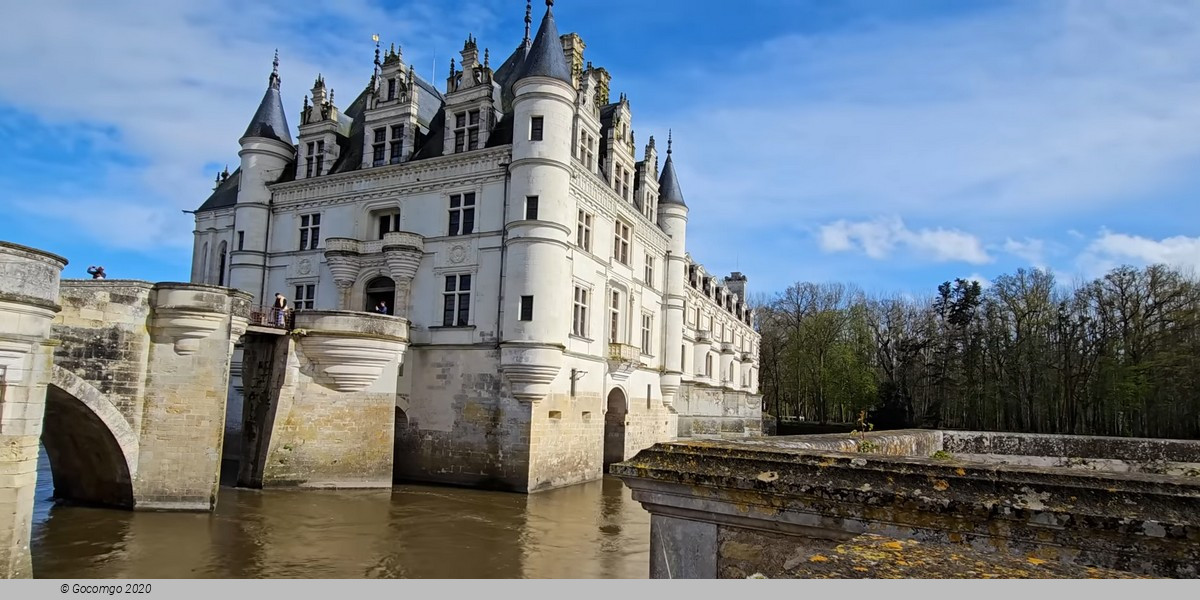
[0, 242, 409, 578]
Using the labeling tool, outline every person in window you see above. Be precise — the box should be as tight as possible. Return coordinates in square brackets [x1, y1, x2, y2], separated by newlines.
[375, 300, 390, 315]
[273, 293, 288, 326]
[86, 265, 106, 279]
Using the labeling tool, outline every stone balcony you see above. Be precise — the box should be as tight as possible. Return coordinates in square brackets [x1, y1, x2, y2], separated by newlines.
[720, 341, 736, 354]
[695, 329, 712, 343]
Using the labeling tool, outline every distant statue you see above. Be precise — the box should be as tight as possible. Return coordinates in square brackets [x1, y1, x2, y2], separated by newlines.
[86, 265, 106, 279]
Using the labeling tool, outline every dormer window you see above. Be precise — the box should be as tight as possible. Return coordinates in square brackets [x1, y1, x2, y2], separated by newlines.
[387, 78, 397, 101]
[579, 131, 595, 170]
[389, 125, 404, 164]
[372, 128, 387, 166]
[305, 141, 325, 178]
[454, 110, 481, 152]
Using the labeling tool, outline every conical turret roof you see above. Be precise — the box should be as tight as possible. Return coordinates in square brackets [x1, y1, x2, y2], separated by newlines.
[516, 3, 571, 84]
[658, 138, 687, 207]
[242, 54, 293, 146]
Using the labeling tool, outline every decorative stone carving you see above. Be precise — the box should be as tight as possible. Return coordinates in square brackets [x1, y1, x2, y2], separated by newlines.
[150, 284, 238, 356]
[659, 373, 680, 409]
[153, 308, 225, 355]
[382, 231, 423, 319]
[0, 338, 34, 384]
[500, 343, 563, 403]
[293, 310, 408, 393]
[323, 238, 362, 290]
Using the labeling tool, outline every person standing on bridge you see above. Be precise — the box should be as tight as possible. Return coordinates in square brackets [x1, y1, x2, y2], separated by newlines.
[273, 293, 288, 327]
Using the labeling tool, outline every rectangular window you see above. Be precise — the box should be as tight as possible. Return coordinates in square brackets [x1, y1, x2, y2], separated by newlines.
[389, 125, 404, 164]
[622, 171, 631, 202]
[609, 290, 621, 342]
[373, 128, 387, 166]
[525, 196, 539, 220]
[448, 193, 476, 236]
[641, 314, 653, 355]
[377, 213, 401, 239]
[572, 286, 589, 337]
[237, 231, 244, 251]
[454, 111, 481, 152]
[442, 274, 472, 327]
[644, 255, 655, 288]
[387, 78, 397, 101]
[578, 131, 594, 170]
[294, 284, 315, 310]
[519, 295, 534, 322]
[305, 142, 315, 178]
[530, 116, 544, 141]
[298, 213, 321, 250]
[613, 220, 631, 265]
[576, 210, 593, 251]
[315, 140, 324, 175]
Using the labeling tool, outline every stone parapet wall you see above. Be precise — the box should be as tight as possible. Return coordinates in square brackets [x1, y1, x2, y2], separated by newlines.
[675, 383, 762, 439]
[615, 430, 1200, 578]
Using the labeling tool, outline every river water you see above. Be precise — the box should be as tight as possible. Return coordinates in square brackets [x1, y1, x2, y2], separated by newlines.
[30, 451, 651, 578]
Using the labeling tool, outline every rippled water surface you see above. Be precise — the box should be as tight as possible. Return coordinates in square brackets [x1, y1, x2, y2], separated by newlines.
[31, 451, 650, 578]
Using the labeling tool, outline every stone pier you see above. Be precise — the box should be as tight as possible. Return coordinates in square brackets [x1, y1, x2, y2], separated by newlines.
[0, 242, 67, 579]
[45, 281, 250, 511]
[614, 430, 1200, 579]
[236, 310, 408, 488]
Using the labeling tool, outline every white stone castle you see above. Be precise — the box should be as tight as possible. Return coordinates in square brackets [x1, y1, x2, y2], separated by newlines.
[190, 1, 762, 490]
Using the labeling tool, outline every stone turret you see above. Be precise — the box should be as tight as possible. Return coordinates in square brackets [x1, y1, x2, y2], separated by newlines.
[499, 0, 575, 402]
[229, 52, 296, 303]
[657, 132, 689, 408]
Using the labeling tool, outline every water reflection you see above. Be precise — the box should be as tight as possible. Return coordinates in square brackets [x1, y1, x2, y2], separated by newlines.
[30, 450, 649, 578]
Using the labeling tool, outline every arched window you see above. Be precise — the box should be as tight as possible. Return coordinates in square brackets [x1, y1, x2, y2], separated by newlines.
[705, 353, 713, 378]
[216, 242, 227, 286]
[364, 276, 395, 314]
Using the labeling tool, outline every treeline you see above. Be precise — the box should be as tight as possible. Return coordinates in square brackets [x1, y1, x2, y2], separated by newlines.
[754, 264, 1200, 439]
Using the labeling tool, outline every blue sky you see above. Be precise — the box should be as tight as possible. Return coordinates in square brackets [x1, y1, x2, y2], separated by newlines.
[3, 0, 1200, 298]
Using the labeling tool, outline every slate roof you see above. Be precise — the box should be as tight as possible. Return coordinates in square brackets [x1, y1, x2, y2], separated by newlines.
[658, 153, 687, 207]
[242, 77, 292, 146]
[196, 168, 241, 212]
[516, 5, 571, 84]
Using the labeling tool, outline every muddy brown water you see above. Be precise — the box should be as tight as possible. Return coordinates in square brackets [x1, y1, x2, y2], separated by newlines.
[31, 451, 650, 578]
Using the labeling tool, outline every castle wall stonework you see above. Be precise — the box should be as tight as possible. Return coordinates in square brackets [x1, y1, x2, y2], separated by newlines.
[46, 281, 250, 511]
[396, 347, 532, 490]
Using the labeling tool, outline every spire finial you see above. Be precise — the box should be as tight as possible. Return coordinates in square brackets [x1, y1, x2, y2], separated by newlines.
[269, 49, 281, 89]
[373, 34, 381, 67]
[524, 0, 532, 42]
[484, 48, 490, 68]
[546, 0, 554, 7]
[667, 129, 673, 155]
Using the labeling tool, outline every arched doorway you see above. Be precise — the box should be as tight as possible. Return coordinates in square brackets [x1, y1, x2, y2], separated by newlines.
[603, 388, 627, 470]
[40, 383, 135, 508]
[364, 276, 395, 314]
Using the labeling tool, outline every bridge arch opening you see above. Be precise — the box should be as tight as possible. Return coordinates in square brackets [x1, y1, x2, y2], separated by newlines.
[40, 381, 135, 509]
[603, 387, 627, 470]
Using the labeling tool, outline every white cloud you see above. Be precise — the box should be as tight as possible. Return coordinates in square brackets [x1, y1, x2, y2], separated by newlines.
[964, 273, 992, 289]
[0, 0, 503, 253]
[1003, 237, 1047, 267]
[637, 0, 1200, 275]
[818, 216, 992, 264]
[1078, 229, 1200, 276]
